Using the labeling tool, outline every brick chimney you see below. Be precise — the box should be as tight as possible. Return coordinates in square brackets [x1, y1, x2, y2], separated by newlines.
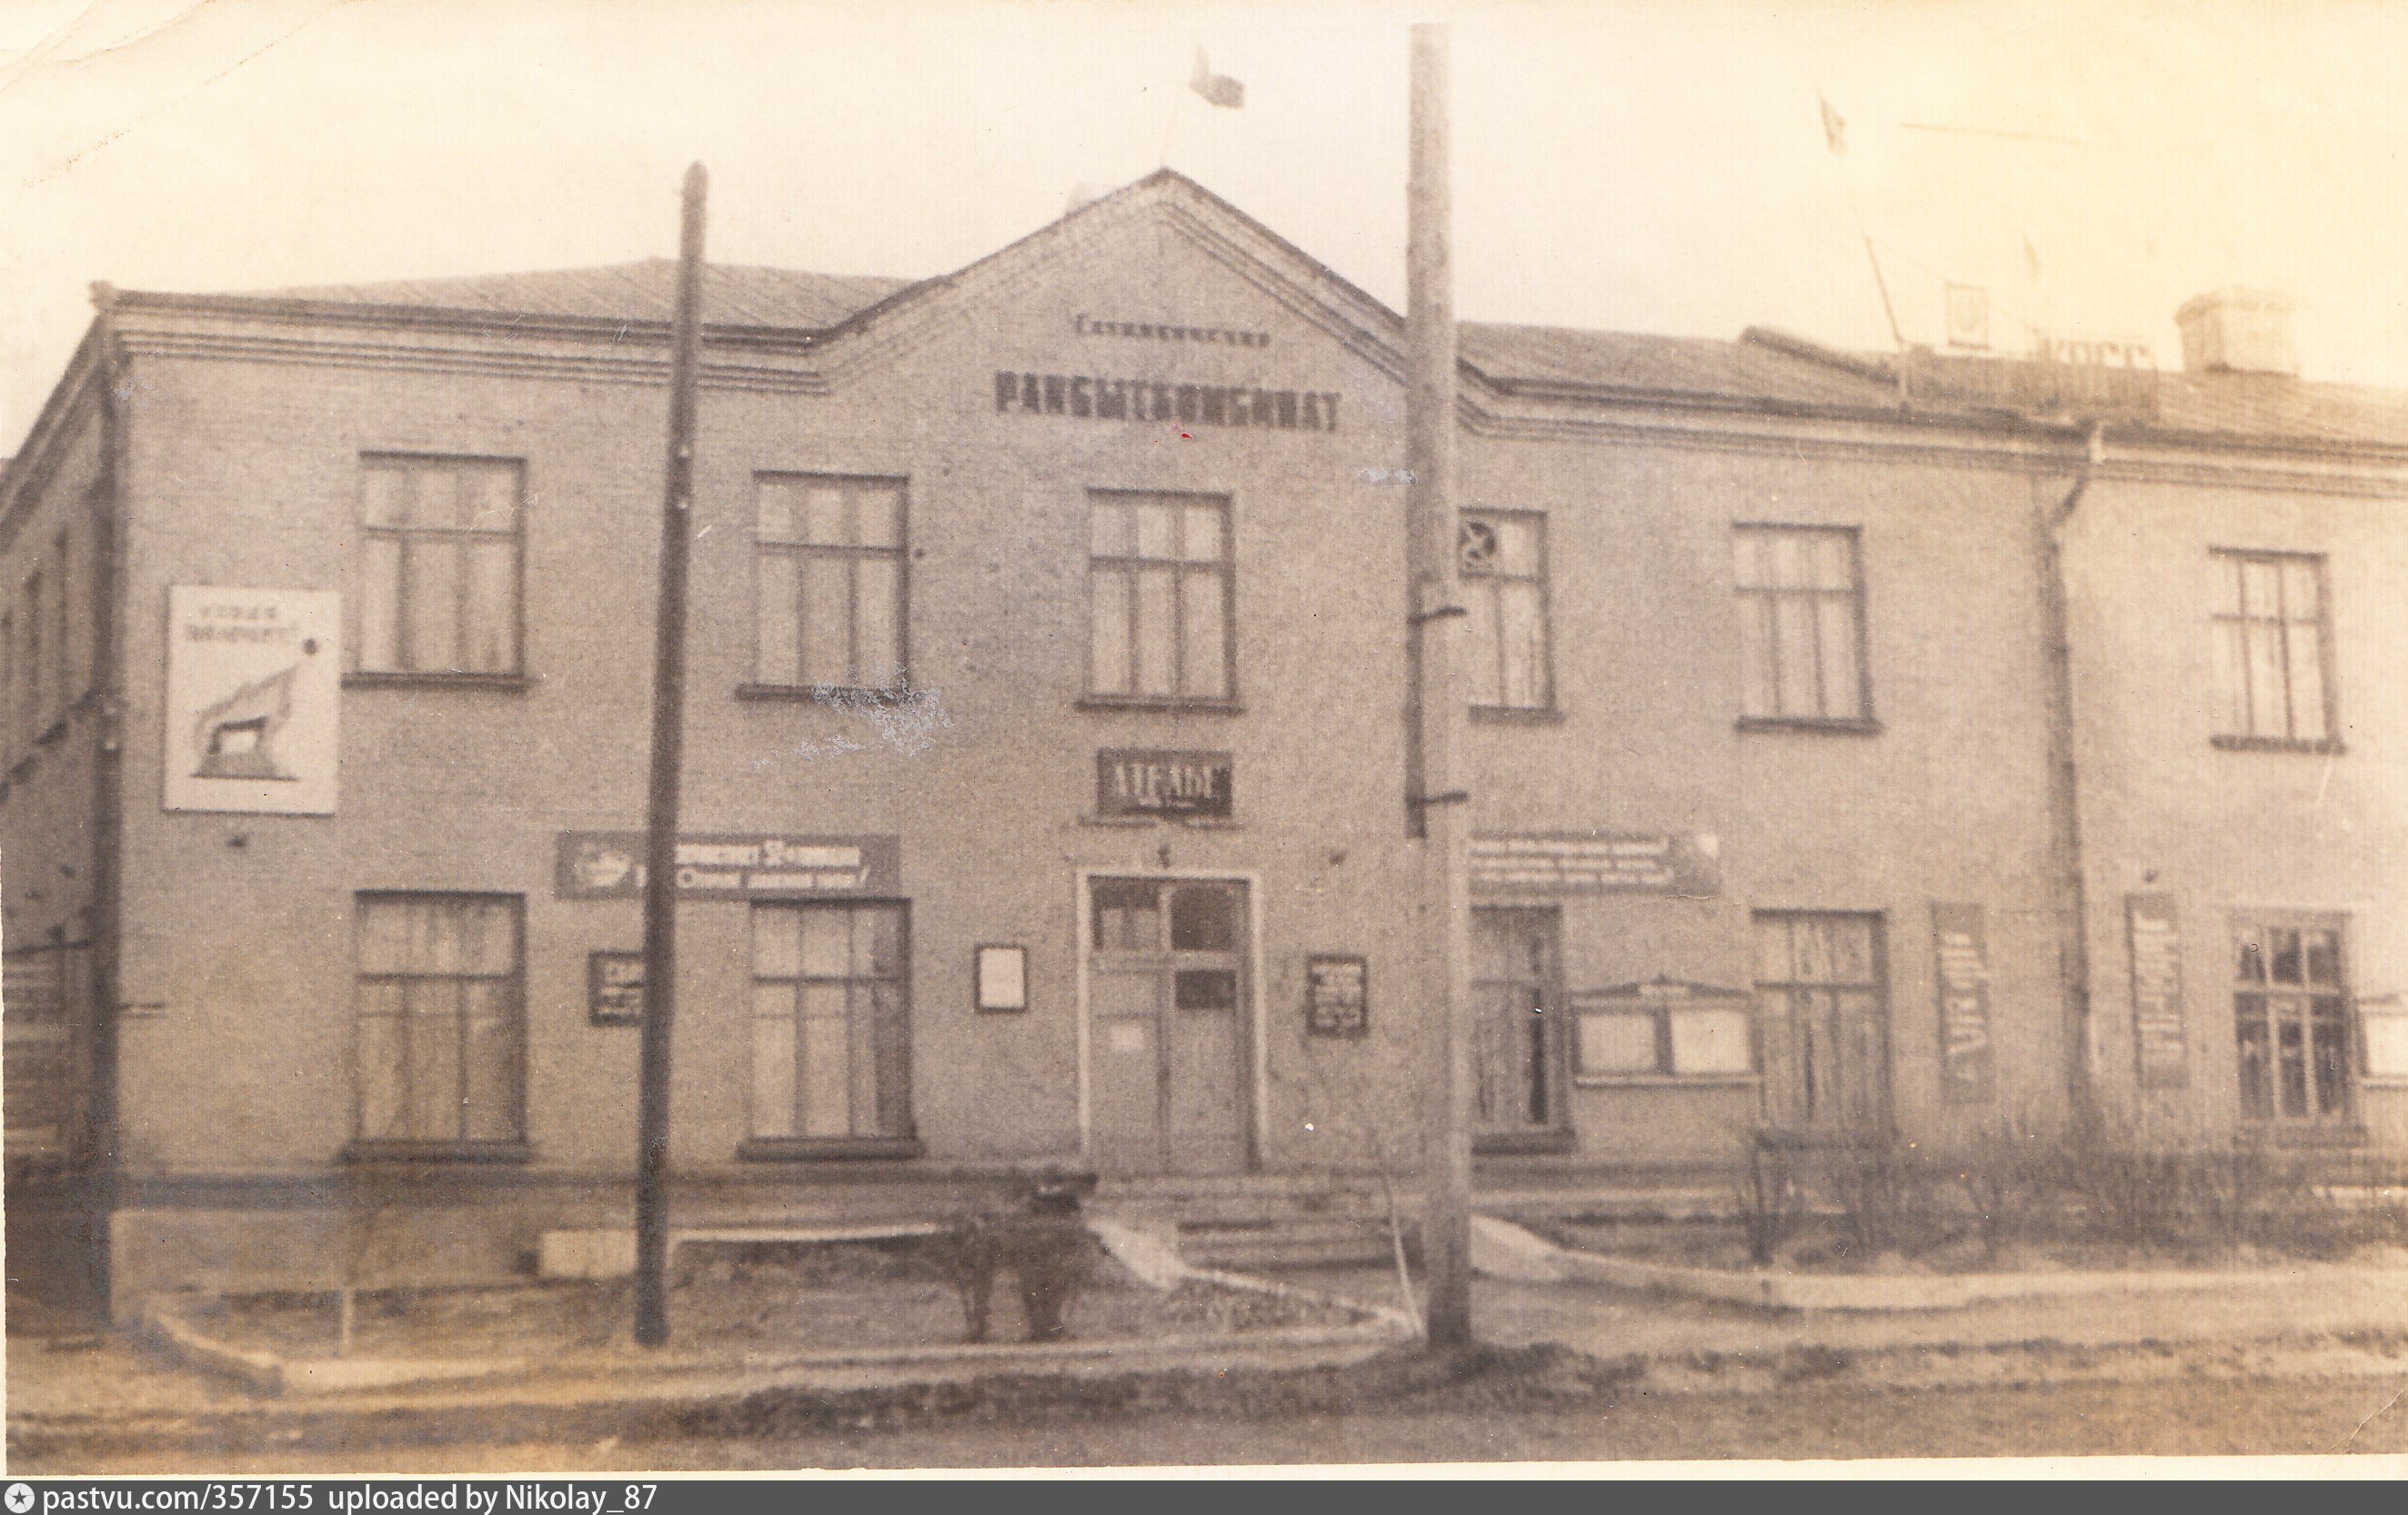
[2175, 288, 2298, 376]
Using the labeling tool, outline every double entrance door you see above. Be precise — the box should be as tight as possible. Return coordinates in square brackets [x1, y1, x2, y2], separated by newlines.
[1086, 878, 1252, 1175]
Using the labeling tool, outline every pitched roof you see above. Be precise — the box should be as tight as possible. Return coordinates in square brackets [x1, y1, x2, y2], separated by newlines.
[1458, 322, 1902, 410]
[237, 172, 2405, 451]
[266, 259, 915, 330]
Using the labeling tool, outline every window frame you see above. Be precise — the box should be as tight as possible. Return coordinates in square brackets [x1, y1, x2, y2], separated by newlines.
[1751, 909, 1894, 1136]
[2209, 548, 2341, 753]
[1469, 905, 1575, 1154]
[738, 898, 920, 1161]
[347, 891, 528, 1159]
[1080, 489, 1239, 711]
[1732, 523, 1879, 732]
[0, 604, 14, 770]
[1459, 507, 1557, 717]
[349, 453, 529, 687]
[2231, 910, 2360, 1131]
[746, 473, 911, 697]
[45, 528, 71, 730]
[20, 568, 44, 745]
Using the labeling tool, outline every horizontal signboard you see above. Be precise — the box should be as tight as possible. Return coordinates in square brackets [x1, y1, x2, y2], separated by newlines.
[555, 832, 899, 899]
[1096, 749, 1233, 819]
[1470, 832, 1721, 898]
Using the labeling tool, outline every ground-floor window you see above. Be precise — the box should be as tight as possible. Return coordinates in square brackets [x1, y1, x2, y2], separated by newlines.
[1752, 910, 1890, 1134]
[749, 901, 911, 1142]
[1471, 908, 1566, 1141]
[354, 894, 525, 1148]
[2233, 915, 2354, 1127]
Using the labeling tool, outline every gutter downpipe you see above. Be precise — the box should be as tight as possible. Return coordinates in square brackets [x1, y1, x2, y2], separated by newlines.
[2038, 421, 2106, 1133]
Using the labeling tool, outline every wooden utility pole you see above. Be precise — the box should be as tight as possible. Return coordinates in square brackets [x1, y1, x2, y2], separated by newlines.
[1406, 23, 1477, 1350]
[634, 163, 707, 1348]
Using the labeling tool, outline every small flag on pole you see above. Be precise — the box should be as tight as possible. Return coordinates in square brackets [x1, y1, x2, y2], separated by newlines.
[1819, 94, 1847, 155]
[1191, 47, 1243, 108]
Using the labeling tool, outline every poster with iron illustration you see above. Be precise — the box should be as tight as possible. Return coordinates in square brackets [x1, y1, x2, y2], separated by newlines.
[163, 586, 339, 814]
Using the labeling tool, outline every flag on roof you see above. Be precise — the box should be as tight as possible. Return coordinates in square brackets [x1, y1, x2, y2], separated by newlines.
[1819, 94, 1847, 154]
[1191, 47, 1243, 108]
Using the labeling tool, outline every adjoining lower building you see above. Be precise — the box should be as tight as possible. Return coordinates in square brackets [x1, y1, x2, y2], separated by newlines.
[5, 172, 2403, 1313]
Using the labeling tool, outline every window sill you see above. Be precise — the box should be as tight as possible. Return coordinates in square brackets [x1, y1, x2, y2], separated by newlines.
[1470, 705, 1565, 726]
[339, 1140, 532, 1165]
[737, 1137, 925, 1163]
[1472, 1128, 1577, 1156]
[2212, 735, 2345, 756]
[1736, 716, 1883, 737]
[344, 672, 534, 691]
[1075, 697, 1245, 716]
[1079, 813, 1159, 828]
[736, 683, 920, 705]
[1572, 1072, 1760, 1089]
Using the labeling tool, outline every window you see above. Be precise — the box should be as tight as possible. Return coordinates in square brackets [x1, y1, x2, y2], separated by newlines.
[1734, 525, 1871, 725]
[45, 531, 71, 723]
[2233, 917, 2355, 1126]
[754, 475, 907, 691]
[354, 895, 525, 1149]
[20, 571, 42, 741]
[1471, 908, 1567, 1141]
[1087, 491, 1231, 703]
[749, 902, 912, 1146]
[1459, 509, 1552, 710]
[1753, 911, 1890, 1132]
[2212, 550, 2334, 747]
[0, 607, 13, 765]
[357, 456, 523, 677]
[1576, 986, 1755, 1079]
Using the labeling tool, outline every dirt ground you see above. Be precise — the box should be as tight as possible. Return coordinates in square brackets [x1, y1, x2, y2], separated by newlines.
[28, 1375, 2408, 1471]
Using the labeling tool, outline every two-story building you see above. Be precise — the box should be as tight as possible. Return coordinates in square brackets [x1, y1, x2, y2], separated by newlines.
[5, 171, 2401, 1312]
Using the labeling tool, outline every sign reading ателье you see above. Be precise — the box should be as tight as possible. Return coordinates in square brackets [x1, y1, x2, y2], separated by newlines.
[555, 832, 898, 899]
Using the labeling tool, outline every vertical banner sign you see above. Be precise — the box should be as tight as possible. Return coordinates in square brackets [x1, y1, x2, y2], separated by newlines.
[2127, 893, 2189, 1088]
[1932, 902, 1993, 1103]
[163, 587, 339, 814]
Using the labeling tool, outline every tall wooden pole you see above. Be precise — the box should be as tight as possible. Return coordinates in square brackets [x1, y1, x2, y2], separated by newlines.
[1407, 23, 1477, 1349]
[634, 164, 707, 1348]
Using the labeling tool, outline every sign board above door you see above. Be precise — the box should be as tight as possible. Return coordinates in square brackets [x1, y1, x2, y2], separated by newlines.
[1470, 832, 1721, 897]
[1096, 749, 1233, 819]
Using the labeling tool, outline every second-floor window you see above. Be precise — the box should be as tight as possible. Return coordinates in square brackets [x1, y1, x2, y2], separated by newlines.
[1460, 509, 1552, 711]
[1087, 490, 1231, 703]
[20, 570, 43, 738]
[755, 475, 907, 692]
[1734, 524, 1870, 725]
[358, 456, 523, 677]
[2212, 549, 2333, 747]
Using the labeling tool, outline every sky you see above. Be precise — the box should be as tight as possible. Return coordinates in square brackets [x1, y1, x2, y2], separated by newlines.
[4, 0, 2406, 448]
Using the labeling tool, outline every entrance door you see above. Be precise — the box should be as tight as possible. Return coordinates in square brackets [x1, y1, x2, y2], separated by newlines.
[1087, 878, 1252, 1175]
[1471, 908, 1567, 1145]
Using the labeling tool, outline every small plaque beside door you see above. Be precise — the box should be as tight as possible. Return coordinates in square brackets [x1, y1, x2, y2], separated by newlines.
[1305, 954, 1368, 1038]
[588, 951, 645, 1026]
